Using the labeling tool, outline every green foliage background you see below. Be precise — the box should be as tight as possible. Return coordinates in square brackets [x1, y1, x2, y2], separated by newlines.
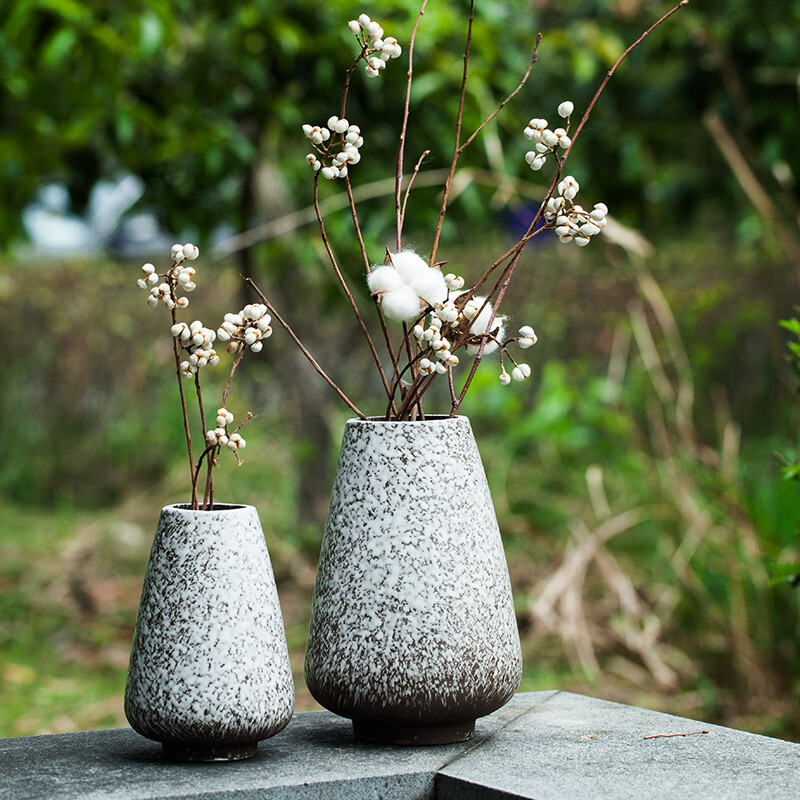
[2, 0, 800, 742]
[3, 0, 799, 242]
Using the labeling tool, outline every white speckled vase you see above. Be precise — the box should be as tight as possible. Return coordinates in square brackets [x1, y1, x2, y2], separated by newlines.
[125, 504, 294, 761]
[305, 416, 522, 745]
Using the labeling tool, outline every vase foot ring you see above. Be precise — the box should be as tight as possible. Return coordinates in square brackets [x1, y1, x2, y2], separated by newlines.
[162, 742, 258, 762]
[353, 719, 475, 746]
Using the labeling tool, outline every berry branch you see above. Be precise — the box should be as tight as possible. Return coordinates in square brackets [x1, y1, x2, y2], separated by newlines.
[137, 244, 266, 508]
[246, 1, 688, 421]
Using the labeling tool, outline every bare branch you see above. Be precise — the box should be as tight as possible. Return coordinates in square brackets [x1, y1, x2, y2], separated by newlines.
[429, 0, 476, 268]
[312, 175, 393, 401]
[343, 176, 401, 413]
[245, 278, 366, 419]
[399, 150, 430, 237]
[458, 34, 542, 156]
[169, 302, 197, 508]
[221, 350, 245, 410]
[565, 1, 690, 158]
[395, 0, 431, 251]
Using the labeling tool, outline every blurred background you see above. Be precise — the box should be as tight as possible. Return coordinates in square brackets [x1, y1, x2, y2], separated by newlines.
[2, 0, 800, 741]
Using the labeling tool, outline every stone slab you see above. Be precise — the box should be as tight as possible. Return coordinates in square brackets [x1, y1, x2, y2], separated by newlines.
[438, 691, 800, 800]
[0, 692, 553, 800]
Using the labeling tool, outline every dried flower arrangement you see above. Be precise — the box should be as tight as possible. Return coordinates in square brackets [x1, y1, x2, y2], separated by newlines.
[243, 1, 688, 422]
[136, 243, 272, 508]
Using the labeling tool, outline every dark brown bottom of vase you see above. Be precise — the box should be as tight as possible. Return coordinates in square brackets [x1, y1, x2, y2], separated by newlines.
[352, 719, 475, 746]
[161, 742, 258, 762]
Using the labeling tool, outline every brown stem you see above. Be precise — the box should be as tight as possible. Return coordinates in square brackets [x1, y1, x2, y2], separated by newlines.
[429, 0, 475, 268]
[193, 371, 207, 445]
[464, 1, 689, 311]
[448, 365, 457, 408]
[345, 175, 371, 274]
[313, 175, 392, 400]
[400, 321, 425, 419]
[395, 0, 430, 252]
[191, 371, 211, 508]
[340, 58, 361, 119]
[385, 362, 412, 419]
[471, 168, 562, 300]
[170, 304, 197, 509]
[222, 350, 245, 409]
[202, 458, 213, 510]
[191, 445, 215, 506]
[245, 278, 366, 419]
[345, 176, 400, 411]
[457, 34, 542, 156]
[383, 304, 440, 418]
[395, 372, 437, 419]
[373, 296, 401, 415]
[565, 0, 690, 159]
[450, 243, 530, 416]
[399, 150, 430, 238]
[402, 322, 415, 374]
[232, 411, 254, 433]
[643, 731, 708, 740]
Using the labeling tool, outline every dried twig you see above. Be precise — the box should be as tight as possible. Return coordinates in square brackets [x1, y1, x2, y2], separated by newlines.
[245, 278, 366, 419]
[565, 1, 691, 158]
[458, 34, 542, 156]
[643, 730, 708, 740]
[395, 0, 430, 252]
[169, 306, 197, 507]
[312, 175, 393, 401]
[399, 150, 430, 238]
[429, 0, 476, 268]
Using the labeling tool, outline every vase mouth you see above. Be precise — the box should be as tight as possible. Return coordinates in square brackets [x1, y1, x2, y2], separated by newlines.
[166, 503, 250, 513]
[348, 415, 468, 425]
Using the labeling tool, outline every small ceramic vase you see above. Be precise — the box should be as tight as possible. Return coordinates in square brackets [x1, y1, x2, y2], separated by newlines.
[305, 416, 522, 745]
[125, 503, 294, 761]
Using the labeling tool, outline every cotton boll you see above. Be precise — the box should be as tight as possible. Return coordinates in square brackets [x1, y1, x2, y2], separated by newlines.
[466, 331, 503, 356]
[390, 250, 429, 284]
[465, 297, 492, 336]
[408, 267, 447, 307]
[367, 266, 404, 294]
[379, 286, 422, 321]
[388, 250, 446, 306]
[465, 296, 505, 354]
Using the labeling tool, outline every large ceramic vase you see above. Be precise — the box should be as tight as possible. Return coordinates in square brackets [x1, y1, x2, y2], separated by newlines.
[305, 416, 522, 745]
[125, 503, 294, 761]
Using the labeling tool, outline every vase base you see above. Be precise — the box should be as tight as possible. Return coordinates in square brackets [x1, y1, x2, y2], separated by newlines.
[352, 719, 475, 746]
[162, 742, 258, 762]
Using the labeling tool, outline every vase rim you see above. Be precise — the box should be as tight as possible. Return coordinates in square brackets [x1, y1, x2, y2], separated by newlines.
[347, 415, 469, 425]
[163, 502, 252, 514]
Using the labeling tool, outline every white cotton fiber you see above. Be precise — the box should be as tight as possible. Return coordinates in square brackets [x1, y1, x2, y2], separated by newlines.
[468, 298, 492, 336]
[466, 331, 503, 355]
[389, 250, 447, 306]
[380, 286, 422, 321]
[370, 249, 449, 319]
[465, 296, 505, 354]
[408, 268, 447, 306]
[390, 250, 429, 284]
[367, 266, 404, 294]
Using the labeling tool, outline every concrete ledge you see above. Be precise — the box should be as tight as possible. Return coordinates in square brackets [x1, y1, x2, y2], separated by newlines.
[2, 691, 798, 799]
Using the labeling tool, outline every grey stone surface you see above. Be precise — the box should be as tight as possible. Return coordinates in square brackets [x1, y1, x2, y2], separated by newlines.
[1, 691, 798, 800]
[439, 691, 800, 800]
[0, 692, 548, 800]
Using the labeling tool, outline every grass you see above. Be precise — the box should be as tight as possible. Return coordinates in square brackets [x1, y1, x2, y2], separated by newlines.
[0, 457, 321, 738]
[2, 232, 800, 740]
[0, 503, 132, 735]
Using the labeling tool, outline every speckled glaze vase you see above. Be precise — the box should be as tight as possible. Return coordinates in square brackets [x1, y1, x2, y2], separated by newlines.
[305, 416, 522, 745]
[125, 504, 294, 761]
